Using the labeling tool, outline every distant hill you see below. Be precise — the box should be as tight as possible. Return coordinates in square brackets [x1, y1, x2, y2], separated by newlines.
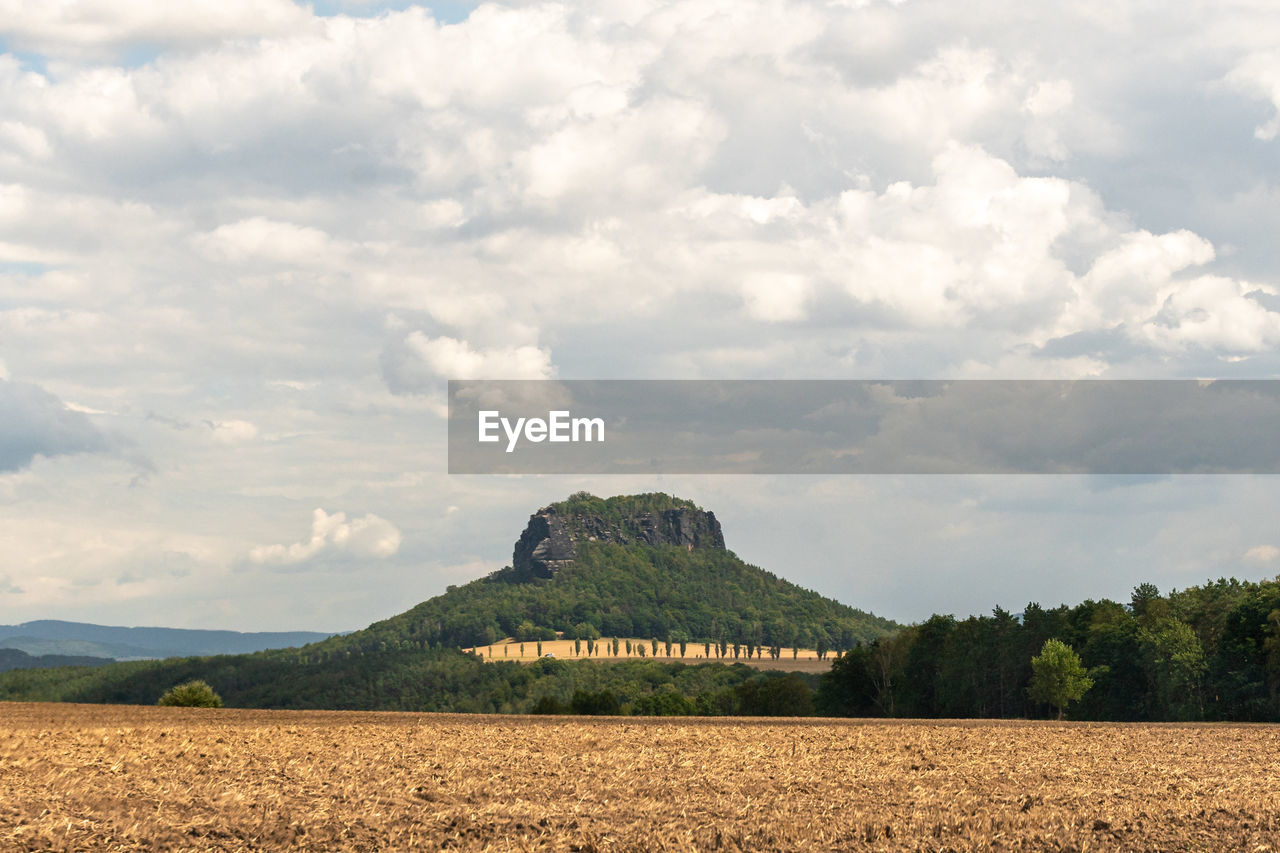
[0, 620, 338, 660]
[0, 647, 114, 672]
[0, 493, 899, 713]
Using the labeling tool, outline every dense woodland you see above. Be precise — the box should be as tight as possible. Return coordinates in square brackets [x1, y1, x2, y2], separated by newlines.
[0, 642, 817, 716]
[0, 648, 113, 673]
[819, 577, 1280, 721]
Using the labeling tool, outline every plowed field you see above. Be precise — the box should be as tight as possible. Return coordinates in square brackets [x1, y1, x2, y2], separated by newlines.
[3, 702, 1279, 851]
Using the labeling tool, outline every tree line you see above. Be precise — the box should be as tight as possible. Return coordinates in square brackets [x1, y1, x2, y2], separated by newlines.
[817, 576, 1280, 721]
[0, 641, 820, 717]
[6, 574, 1280, 722]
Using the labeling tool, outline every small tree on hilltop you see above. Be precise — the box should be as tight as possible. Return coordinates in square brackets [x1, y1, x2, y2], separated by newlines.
[158, 680, 222, 708]
[1029, 638, 1094, 720]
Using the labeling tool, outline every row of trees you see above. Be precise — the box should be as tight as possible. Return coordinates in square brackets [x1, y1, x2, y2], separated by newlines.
[492, 633, 834, 661]
[142, 636, 1089, 719]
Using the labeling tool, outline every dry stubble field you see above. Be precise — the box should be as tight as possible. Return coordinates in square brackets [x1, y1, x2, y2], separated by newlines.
[3, 702, 1279, 852]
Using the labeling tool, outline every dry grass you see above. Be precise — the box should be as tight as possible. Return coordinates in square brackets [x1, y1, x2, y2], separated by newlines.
[465, 638, 832, 672]
[3, 702, 1280, 852]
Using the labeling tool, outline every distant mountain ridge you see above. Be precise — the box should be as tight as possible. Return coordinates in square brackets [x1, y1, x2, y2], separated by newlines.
[0, 620, 338, 661]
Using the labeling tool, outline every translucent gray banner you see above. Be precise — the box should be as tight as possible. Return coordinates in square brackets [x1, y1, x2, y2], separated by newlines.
[447, 380, 1280, 474]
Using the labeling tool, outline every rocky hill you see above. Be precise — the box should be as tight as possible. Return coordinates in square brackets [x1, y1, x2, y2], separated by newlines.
[508, 492, 725, 580]
[346, 492, 899, 651]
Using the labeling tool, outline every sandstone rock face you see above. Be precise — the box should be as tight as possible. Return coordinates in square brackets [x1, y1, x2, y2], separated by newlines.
[511, 502, 725, 580]
[511, 510, 576, 580]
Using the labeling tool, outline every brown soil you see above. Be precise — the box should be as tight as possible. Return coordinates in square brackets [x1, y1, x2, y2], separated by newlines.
[3, 702, 1278, 851]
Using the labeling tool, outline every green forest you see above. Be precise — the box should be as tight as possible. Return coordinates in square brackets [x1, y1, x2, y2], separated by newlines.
[4, 575, 1280, 721]
[819, 577, 1280, 721]
[0, 642, 817, 717]
[552, 491, 701, 532]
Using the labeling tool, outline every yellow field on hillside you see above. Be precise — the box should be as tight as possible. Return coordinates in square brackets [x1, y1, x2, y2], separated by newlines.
[4, 702, 1280, 851]
[464, 637, 832, 671]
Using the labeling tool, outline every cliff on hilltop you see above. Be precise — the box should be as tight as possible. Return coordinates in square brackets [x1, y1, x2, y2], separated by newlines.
[508, 492, 725, 580]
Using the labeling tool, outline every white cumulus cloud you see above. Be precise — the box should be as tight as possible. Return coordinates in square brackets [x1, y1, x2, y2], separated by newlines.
[7, 0, 1280, 630]
[249, 509, 402, 565]
[1227, 51, 1280, 141]
[0, 0, 315, 60]
[395, 333, 555, 383]
[742, 273, 811, 323]
[205, 419, 258, 444]
[1243, 544, 1280, 566]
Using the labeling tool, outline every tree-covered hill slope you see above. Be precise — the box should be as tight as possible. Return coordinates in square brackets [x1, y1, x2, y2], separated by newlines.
[332, 492, 898, 654]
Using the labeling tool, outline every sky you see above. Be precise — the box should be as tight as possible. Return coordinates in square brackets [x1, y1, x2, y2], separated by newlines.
[3, 0, 1280, 632]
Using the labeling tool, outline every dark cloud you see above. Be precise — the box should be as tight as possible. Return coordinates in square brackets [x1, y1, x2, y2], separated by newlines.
[0, 379, 110, 472]
[1035, 327, 1135, 361]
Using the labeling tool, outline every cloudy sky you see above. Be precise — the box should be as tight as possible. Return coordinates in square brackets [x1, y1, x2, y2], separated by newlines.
[3, 0, 1280, 632]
